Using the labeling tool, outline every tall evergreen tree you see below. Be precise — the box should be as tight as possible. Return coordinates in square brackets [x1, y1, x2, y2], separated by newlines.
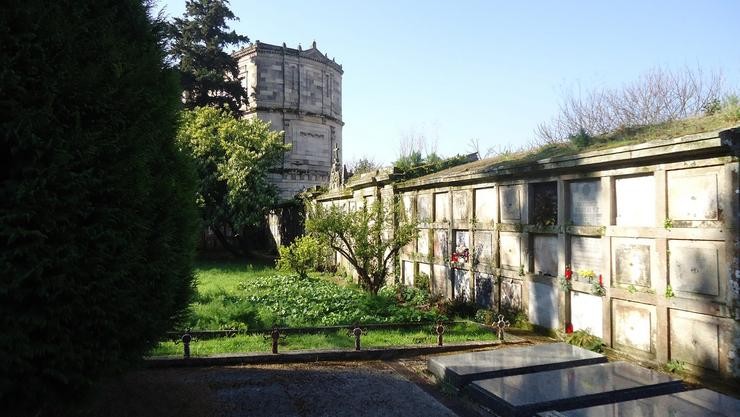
[167, 0, 249, 115]
[1, 0, 198, 413]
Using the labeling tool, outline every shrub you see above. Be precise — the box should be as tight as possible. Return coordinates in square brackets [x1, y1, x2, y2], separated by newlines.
[413, 272, 431, 292]
[277, 235, 321, 278]
[474, 309, 496, 325]
[568, 128, 593, 149]
[0, 1, 198, 413]
[564, 329, 606, 353]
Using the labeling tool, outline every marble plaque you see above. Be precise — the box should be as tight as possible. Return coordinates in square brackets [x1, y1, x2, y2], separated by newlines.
[434, 230, 448, 258]
[454, 269, 471, 301]
[417, 233, 429, 256]
[475, 273, 495, 308]
[613, 239, 651, 287]
[467, 362, 682, 417]
[453, 191, 469, 221]
[569, 180, 603, 225]
[402, 193, 414, 220]
[667, 168, 719, 221]
[433, 264, 448, 296]
[474, 187, 496, 223]
[427, 343, 606, 388]
[533, 234, 558, 277]
[402, 260, 414, 286]
[669, 309, 720, 371]
[417, 194, 432, 222]
[500, 184, 521, 221]
[615, 175, 654, 227]
[454, 230, 470, 252]
[434, 192, 449, 222]
[613, 300, 654, 353]
[474, 231, 493, 264]
[571, 236, 602, 280]
[558, 388, 740, 417]
[500, 232, 521, 269]
[529, 281, 559, 329]
[571, 291, 603, 338]
[501, 278, 522, 310]
[668, 240, 721, 297]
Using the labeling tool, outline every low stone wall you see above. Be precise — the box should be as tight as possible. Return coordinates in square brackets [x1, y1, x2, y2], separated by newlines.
[313, 127, 740, 379]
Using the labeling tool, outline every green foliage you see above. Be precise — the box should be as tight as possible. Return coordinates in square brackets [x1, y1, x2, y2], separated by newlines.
[568, 128, 593, 149]
[498, 305, 532, 329]
[177, 107, 289, 256]
[191, 271, 441, 328]
[437, 297, 479, 319]
[414, 272, 431, 292]
[277, 235, 321, 278]
[0, 1, 198, 412]
[166, 0, 248, 115]
[378, 283, 430, 306]
[306, 199, 418, 294]
[665, 284, 675, 299]
[627, 284, 638, 294]
[664, 218, 673, 229]
[394, 152, 474, 180]
[665, 359, 686, 373]
[564, 329, 606, 353]
[474, 309, 496, 325]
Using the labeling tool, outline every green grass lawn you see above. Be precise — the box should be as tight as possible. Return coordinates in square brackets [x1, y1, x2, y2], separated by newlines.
[148, 260, 497, 356]
[151, 322, 496, 356]
[184, 260, 442, 331]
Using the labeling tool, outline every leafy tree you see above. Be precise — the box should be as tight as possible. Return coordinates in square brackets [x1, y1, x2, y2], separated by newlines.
[0, 0, 198, 413]
[177, 107, 289, 257]
[306, 200, 418, 294]
[167, 0, 248, 115]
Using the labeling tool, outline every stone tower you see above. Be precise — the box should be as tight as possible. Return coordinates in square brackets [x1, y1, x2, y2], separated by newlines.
[234, 40, 343, 201]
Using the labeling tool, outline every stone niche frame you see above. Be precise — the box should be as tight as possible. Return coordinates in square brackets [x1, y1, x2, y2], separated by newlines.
[568, 179, 603, 226]
[611, 237, 656, 290]
[612, 299, 657, 359]
[529, 181, 558, 226]
[667, 239, 725, 300]
[499, 183, 524, 224]
[666, 165, 724, 228]
[473, 187, 497, 226]
[614, 174, 655, 227]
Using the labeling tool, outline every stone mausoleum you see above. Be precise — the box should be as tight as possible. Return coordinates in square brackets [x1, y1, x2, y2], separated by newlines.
[314, 127, 740, 379]
[234, 40, 343, 201]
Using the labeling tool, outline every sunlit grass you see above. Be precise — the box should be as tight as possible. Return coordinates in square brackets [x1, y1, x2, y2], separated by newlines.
[150, 322, 496, 357]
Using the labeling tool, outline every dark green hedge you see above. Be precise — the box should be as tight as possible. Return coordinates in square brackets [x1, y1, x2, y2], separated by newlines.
[0, 1, 198, 413]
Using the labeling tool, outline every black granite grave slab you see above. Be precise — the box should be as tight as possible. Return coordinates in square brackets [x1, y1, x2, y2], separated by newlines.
[466, 361, 683, 417]
[427, 342, 606, 388]
[550, 388, 739, 417]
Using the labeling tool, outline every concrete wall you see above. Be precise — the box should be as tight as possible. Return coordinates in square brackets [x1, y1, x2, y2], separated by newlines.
[313, 128, 740, 379]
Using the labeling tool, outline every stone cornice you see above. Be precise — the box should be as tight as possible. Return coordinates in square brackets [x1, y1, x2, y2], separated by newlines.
[234, 41, 344, 74]
[245, 107, 344, 125]
[396, 126, 740, 191]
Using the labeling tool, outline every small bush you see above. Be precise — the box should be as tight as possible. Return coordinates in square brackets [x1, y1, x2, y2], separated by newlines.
[665, 359, 686, 373]
[474, 309, 495, 325]
[564, 329, 605, 353]
[414, 272, 431, 292]
[437, 296, 478, 319]
[277, 235, 321, 278]
[568, 128, 593, 149]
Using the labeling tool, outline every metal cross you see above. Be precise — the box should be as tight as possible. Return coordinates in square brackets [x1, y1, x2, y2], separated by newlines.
[433, 321, 445, 346]
[348, 324, 368, 351]
[495, 315, 510, 342]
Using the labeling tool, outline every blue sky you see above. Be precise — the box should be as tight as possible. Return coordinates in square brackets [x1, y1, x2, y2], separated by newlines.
[159, 0, 740, 165]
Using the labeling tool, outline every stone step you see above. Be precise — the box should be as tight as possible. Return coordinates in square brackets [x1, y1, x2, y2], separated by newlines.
[536, 388, 740, 417]
[465, 361, 684, 417]
[427, 342, 607, 388]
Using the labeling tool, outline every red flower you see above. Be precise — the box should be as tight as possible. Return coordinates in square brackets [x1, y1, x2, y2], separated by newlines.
[598, 274, 603, 286]
[565, 266, 572, 280]
[565, 322, 573, 334]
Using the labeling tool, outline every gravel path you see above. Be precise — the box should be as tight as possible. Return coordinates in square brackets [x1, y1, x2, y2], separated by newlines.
[72, 361, 459, 417]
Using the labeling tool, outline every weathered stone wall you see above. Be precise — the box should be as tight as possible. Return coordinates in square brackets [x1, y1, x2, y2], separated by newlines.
[314, 127, 740, 379]
[235, 41, 343, 201]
